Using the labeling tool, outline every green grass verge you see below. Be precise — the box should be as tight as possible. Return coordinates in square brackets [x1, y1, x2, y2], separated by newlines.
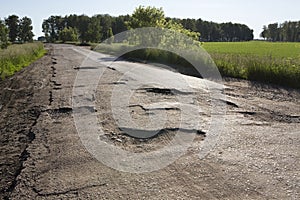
[0, 42, 46, 79]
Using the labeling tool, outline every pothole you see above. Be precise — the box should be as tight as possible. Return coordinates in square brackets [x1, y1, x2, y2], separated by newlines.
[99, 127, 206, 153]
[238, 110, 300, 123]
[144, 88, 173, 95]
[138, 87, 194, 95]
[220, 99, 239, 108]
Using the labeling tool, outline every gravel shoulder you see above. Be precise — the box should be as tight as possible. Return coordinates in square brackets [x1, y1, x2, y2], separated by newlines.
[0, 44, 299, 199]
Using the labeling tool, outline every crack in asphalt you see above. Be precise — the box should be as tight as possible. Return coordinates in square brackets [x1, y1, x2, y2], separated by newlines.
[4, 108, 41, 200]
[129, 104, 180, 111]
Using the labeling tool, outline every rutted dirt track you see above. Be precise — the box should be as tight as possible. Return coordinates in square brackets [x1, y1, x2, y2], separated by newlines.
[0, 44, 299, 199]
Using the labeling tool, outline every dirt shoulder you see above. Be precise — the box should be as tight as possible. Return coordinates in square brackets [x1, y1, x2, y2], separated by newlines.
[0, 44, 299, 199]
[0, 45, 53, 199]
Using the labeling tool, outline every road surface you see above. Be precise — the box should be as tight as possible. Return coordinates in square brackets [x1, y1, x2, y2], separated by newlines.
[0, 44, 299, 199]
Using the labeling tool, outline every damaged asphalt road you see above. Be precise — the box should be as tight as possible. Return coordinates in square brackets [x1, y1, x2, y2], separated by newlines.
[0, 44, 299, 199]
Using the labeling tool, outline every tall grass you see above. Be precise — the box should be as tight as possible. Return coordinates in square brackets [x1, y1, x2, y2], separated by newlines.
[0, 42, 46, 79]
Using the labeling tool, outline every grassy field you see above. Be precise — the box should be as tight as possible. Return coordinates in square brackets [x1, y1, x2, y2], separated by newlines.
[202, 41, 300, 88]
[0, 42, 46, 79]
[202, 41, 300, 58]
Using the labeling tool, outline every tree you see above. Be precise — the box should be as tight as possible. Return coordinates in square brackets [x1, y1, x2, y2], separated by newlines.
[42, 16, 63, 42]
[239, 24, 254, 41]
[268, 23, 279, 41]
[0, 19, 9, 48]
[106, 27, 114, 43]
[65, 14, 78, 28]
[165, 19, 200, 41]
[260, 25, 269, 40]
[126, 6, 200, 43]
[76, 15, 90, 43]
[182, 18, 197, 32]
[98, 14, 113, 40]
[126, 6, 166, 29]
[5, 15, 19, 42]
[111, 15, 130, 36]
[59, 27, 78, 42]
[260, 21, 300, 42]
[86, 16, 102, 43]
[18, 16, 34, 42]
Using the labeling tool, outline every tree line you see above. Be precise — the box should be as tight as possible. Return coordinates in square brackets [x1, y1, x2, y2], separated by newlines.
[42, 8, 254, 43]
[260, 21, 300, 42]
[0, 15, 34, 48]
[42, 14, 130, 43]
[172, 18, 254, 42]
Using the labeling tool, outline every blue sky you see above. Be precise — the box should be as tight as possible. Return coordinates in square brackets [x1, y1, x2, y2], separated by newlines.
[1, 0, 299, 39]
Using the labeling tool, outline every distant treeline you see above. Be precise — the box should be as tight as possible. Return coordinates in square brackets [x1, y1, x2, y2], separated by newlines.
[260, 21, 300, 42]
[41, 14, 254, 43]
[172, 18, 254, 42]
[41, 14, 130, 43]
[0, 15, 34, 49]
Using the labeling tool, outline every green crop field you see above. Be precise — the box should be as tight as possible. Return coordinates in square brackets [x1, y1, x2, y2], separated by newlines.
[202, 41, 300, 59]
[202, 41, 300, 88]
[0, 42, 46, 79]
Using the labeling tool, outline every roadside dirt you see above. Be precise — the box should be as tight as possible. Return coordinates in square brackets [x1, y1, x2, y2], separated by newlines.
[0, 44, 299, 199]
